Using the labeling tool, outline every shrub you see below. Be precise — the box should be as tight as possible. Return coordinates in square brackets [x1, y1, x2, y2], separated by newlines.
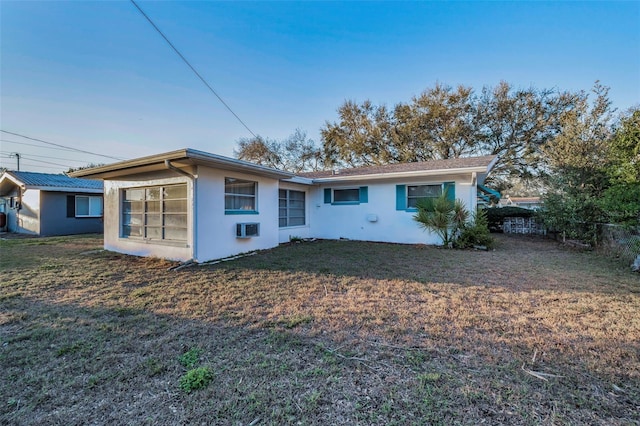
[413, 192, 469, 248]
[456, 209, 495, 249]
[179, 367, 213, 393]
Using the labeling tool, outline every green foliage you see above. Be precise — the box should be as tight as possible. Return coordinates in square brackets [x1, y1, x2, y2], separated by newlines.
[179, 367, 213, 393]
[413, 192, 469, 247]
[540, 192, 605, 245]
[179, 347, 203, 368]
[599, 183, 640, 226]
[608, 108, 640, 185]
[456, 209, 495, 249]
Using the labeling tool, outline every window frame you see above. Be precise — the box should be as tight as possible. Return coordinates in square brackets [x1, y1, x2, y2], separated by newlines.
[121, 183, 188, 243]
[75, 195, 103, 218]
[224, 177, 258, 215]
[279, 189, 306, 228]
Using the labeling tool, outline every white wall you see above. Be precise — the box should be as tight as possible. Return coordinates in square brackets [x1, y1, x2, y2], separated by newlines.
[14, 189, 40, 235]
[103, 173, 193, 261]
[277, 182, 313, 243]
[308, 174, 475, 245]
[195, 167, 282, 262]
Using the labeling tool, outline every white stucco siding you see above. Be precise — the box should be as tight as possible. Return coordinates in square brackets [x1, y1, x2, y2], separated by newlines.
[103, 173, 193, 261]
[195, 167, 281, 262]
[308, 174, 476, 245]
[13, 189, 41, 235]
[277, 182, 313, 243]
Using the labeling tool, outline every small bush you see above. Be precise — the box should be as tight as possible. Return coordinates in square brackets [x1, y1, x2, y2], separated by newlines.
[179, 367, 213, 393]
[456, 210, 495, 249]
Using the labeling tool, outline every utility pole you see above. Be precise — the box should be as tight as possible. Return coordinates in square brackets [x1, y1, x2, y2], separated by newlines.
[13, 153, 20, 170]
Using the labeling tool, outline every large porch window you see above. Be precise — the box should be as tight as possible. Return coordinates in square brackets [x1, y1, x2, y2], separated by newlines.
[122, 184, 187, 242]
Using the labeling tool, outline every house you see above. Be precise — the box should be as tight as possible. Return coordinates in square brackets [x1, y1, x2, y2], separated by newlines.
[0, 171, 104, 236]
[498, 195, 543, 210]
[70, 149, 497, 262]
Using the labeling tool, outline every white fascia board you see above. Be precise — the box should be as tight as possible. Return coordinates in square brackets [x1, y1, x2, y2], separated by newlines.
[281, 176, 315, 185]
[311, 166, 489, 183]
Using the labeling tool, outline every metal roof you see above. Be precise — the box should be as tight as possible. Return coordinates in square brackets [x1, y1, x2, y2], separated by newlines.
[0, 171, 103, 195]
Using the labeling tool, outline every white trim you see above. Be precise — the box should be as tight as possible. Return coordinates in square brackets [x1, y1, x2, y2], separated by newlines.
[311, 166, 490, 183]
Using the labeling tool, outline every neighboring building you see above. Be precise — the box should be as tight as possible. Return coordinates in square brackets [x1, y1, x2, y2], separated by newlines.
[498, 195, 543, 210]
[0, 171, 104, 236]
[71, 149, 497, 262]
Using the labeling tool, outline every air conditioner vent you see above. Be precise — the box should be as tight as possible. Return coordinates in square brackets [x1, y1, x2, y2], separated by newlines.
[236, 222, 259, 238]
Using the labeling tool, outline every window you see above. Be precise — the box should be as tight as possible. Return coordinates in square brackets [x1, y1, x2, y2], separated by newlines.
[333, 188, 360, 203]
[396, 182, 454, 211]
[122, 184, 187, 242]
[407, 184, 442, 208]
[279, 189, 305, 227]
[323, 187, 368, 205]
[225, 178, 257, 213]
[75, 196, 103, 217]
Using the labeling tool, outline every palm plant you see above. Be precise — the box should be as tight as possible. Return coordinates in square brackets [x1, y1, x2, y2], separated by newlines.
[413, 192, 469, 247]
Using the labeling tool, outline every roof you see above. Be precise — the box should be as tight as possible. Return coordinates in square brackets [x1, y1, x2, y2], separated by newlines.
[299, 155, 498, 183]
[509, 197, 542, 203]
[0, 171, 103, 195]
[69, 148, 294, 180]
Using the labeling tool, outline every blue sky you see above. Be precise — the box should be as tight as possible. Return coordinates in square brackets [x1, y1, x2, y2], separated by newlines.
[1, 1, 639, 173]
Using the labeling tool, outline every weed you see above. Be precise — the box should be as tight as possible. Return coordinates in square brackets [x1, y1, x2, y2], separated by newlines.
[179, 367, 213, 393]
[179, 347, 203, 368]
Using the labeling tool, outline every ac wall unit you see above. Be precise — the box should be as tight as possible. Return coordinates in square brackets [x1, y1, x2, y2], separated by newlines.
[236, 222, 259, 238]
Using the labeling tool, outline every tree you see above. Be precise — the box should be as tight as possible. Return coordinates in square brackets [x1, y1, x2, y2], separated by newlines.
[539, 83, 617, 241]
[319, 82, 580, 191]
[475, 81, 579, 190]
[394, 83, 478, 161]
[600, 107, 640, 225]
[235, 129, 324, 172]
[608, 107, 640, 185]
[321, 100, 396, 168]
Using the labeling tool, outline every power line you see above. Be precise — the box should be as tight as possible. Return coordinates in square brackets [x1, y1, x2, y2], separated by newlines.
[0, 130, 126, 161]
[0, 151, 90, 163]
[129, 0, 257, 138]
[1, 139, 82, 153]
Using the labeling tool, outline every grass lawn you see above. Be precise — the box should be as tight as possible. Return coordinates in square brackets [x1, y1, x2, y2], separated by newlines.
[1, 234, 639, 425]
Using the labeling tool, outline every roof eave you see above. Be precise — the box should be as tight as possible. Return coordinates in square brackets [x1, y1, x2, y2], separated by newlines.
[69, 148, 294, 180]
[311, 165, 493, 183]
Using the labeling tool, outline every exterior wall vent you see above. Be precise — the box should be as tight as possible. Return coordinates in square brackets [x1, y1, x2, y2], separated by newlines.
[236, 222, 259, 238]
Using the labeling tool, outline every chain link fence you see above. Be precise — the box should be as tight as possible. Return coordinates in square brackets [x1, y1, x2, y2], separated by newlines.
[498, 215, 639, 267]
[596, 224, 640, 265]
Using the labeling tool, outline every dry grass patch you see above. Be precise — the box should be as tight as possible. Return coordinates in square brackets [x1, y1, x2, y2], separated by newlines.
[1, 234, 639, 425]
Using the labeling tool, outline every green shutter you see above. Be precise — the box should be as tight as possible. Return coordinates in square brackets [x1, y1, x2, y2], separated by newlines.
[359, 186, 368, 203]
[396, 185, 406, 210]
[444, 182, 455, 202]
[324, 188, 332, 204]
